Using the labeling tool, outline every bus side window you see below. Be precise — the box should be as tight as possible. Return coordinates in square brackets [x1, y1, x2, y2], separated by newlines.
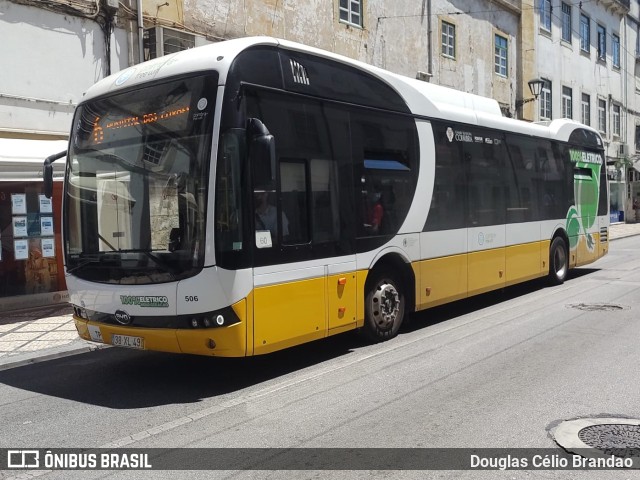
[464, 130, 506, 227]
[424, 123, 465, 232]
[352, 111, 417, 238]
[280, 160, 308, 245]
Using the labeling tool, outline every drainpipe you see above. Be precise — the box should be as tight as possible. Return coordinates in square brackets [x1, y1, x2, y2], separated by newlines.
[137, 0, 144, 63]
[427, 0, 433, 79]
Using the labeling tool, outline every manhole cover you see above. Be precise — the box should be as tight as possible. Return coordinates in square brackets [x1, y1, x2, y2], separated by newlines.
[567, 303, 626, 312]
[578, 424, 640, 457]
[551, 417, 640, 464]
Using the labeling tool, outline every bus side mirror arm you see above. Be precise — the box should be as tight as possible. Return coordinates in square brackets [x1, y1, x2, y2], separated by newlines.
[43, 150, 67, 199]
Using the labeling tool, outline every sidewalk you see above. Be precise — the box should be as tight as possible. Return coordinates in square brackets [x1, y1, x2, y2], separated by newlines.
[0, 304, 104, 371]
[1, 221, 640, 371]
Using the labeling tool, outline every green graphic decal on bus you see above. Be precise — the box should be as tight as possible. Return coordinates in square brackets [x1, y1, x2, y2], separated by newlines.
[120, 296, 169, 308]
[567, 149, 603, 251]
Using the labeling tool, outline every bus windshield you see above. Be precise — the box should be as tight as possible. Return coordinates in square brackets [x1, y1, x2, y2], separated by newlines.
[65, 73, 218, 284]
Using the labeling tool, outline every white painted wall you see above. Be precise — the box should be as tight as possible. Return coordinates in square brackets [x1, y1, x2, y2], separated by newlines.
[535, 1, 624, 148]
[0, 0, 129, 137]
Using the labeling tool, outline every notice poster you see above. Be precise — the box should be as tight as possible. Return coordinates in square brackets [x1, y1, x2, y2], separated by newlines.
[25, 238, 52, 293]
[11, 193, 27, 215]
[42, 238, 55, 258]
[39, 194, 53, 213]
[14, 239, 29, 260]
[13, 216, 28, 237]
[40, 216, 54, 236]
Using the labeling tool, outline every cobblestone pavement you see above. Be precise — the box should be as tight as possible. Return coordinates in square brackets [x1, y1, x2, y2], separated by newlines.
[0, 222, 639, 370]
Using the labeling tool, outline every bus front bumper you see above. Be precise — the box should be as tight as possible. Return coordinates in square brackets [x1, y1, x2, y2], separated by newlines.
[74, 317, 247, 357]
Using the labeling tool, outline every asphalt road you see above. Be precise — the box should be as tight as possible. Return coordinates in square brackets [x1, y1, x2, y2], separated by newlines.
[1, 236, 640, 480]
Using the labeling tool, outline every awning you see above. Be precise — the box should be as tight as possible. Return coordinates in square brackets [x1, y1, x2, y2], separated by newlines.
[0, 138, 68, 181]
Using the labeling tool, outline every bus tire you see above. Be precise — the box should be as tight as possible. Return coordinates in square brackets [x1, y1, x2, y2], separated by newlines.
[549, 236, 568, 285]
[362, 271, 405, 342]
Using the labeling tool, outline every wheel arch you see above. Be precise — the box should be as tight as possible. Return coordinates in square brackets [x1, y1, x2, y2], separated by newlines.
[366, 250, 416, 315]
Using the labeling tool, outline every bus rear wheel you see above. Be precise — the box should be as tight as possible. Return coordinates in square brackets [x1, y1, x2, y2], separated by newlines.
[363, 271, 405, 342]
[549, 237, 568, 285]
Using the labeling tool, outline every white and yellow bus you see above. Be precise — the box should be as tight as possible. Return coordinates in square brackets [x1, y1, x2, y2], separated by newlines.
[44, 36, 609, 356]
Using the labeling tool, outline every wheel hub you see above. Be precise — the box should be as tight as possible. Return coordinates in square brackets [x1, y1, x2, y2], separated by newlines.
[554, 247, 567, 278]
[371, 282, 400, 330]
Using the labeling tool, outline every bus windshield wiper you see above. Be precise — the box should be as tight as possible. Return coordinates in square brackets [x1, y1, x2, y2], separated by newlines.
[117, 249, 177, 279]
[65, 255, 101, 275]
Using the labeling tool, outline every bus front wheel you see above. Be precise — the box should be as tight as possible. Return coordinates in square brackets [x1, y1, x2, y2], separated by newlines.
[549, 237, 568, 285]
[363, 271, 405, 342]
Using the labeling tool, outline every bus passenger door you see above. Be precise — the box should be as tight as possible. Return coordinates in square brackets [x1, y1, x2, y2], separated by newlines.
[251, 158, 328, 355]
[247, 92, 356, 353]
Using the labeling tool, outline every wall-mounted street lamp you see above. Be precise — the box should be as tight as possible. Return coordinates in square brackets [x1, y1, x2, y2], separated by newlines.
[515, 78, 545, 110]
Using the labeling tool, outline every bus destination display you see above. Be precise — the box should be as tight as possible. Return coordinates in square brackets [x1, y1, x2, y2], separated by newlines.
[91, 105, 191, 146]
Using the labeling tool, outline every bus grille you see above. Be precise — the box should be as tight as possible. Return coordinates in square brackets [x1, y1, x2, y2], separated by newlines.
[600, 227, 608, 243]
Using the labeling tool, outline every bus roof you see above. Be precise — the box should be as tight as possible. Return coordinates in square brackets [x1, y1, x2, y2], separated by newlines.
[82, 36, 601, 145]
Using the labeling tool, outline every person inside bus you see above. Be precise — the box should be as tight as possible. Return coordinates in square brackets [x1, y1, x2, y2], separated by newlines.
[254, 189, 289, 240]
[369, 190, 384, 234]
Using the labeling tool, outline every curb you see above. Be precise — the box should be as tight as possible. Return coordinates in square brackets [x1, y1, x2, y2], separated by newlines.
[0, 342, 109, 372]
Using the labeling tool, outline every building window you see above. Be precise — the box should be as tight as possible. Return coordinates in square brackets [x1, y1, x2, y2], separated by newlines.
[339, 0, 362, 28]
[597, 24, 606, 60]
[540, 80, 552, 120]
[598, 98, 607, 133]
[540, 0, 552, 31]
[580, 14, 590, 52]
[636, 125, 640, 152]
[494, 34, 508, 77]
[613, 34, 620, 68]
[561, 3, 572, 42]
[581, 93, 591, 126]
[613, 104, 621, 136]
[562, 86, 572, 119]
[441, 21, 455, 58]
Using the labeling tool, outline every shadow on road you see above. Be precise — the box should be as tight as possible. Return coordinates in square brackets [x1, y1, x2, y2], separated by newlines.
[0, 268, 599, 409]
[402, 267, 599, 332]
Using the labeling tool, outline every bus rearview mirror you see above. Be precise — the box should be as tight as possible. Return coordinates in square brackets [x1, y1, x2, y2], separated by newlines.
[43, 150, 67, 199]
[247, 118, 276, 185]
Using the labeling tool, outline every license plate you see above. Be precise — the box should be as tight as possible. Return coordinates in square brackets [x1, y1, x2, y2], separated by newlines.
[111, 334, 144, 350]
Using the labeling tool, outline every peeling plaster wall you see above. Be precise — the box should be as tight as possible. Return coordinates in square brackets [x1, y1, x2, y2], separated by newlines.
[432, 1, 519, 106]
[143, 0, 184, 24]
[177, 0, 518, 107]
